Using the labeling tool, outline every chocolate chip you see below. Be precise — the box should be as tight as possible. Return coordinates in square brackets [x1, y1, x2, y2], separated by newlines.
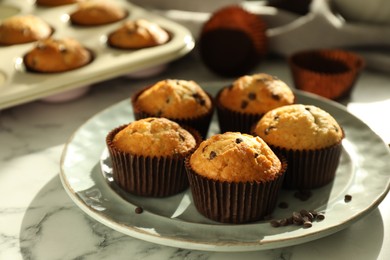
[316, 213, 325, 221]
[279, 218, 289, 226]
[235, 138, 243, 144]
[209, 151, 217, 160]
[303, 221, 312, 228]
[334, 125, 339, 132]
[273, 115, 280, 121]
[193, 93, 206, 106]
[270, 219, 280, 227]
[166, 97, 171, 103]
[271, 93, 280, 100]
[241, 100, 248, 109]
[278, 202, 289, 209]
[179, 133, 185, 141]
[344, 194, 352, 202]
[264, 126, 276, 135]
[135, 207, 143, 214]
[248, 92, 256, 100]
[305, 106, 311, 111]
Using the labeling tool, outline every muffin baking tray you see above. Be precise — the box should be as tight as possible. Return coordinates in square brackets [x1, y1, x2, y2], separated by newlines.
[0, 0, 195, 110]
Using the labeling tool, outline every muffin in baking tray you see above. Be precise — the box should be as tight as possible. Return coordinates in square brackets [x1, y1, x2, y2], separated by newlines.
[132, 79, 214, 138]
[70, 0, 128, 26]
[186, 132, 287, 223]
[216, 73, 295, 134]
[36, 0, 83, 7]
[24, 37, 92, 73]
[106, 117, 202, 197]
[253, 104, 344, 189]
[107, 19, 170, 49]
[0, 15, 52, 46]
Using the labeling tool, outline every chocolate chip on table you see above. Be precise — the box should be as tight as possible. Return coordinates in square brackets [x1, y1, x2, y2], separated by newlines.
[270, 219, 281, 227]
[316, 213, 325, 221]
[344, 194, 352, 202]
[209, 151, 217, 160]
[135, 207, 143, 214]
[269, 210, 325, 228]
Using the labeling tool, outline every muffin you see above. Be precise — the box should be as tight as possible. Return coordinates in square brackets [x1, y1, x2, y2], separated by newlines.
[132, 79, 214, 138]
[216, 73, 295, 134]
[186, 132, 287, 223]
[288, 49, 365, 100]
[199, 5, 268, 77]
[253, 104, 344, 189]
[70, 1, 128, 26]
[107, 19, 170, 49]
[36, 0, 83, 6]
[106, 117, 202, 197]
[24, 37, 92, 73]
[0, 15, 52, 46]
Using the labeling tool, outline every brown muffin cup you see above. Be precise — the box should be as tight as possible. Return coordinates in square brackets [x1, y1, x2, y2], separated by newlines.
[269, 141, 343, 190]
[216, 86, 263, 134]
[288, 49, 365, 100]
[185, 154, 287, 224]
[106, 124, 202, 197]
[131, 86, 214, 139]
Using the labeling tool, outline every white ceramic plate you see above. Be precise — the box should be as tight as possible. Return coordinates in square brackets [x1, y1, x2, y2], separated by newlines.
[60, 85, 390, 252]
[0, 0, 194, 109]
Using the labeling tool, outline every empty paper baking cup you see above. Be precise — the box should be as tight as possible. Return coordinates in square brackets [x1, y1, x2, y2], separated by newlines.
[288, 49, 364, 100]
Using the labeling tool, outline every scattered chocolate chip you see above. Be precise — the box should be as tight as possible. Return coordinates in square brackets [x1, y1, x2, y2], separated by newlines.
[241, 100, 248, 109]
[135, 207, 143, 214]
[305, 106, 311, 111]
[269, 210, 325, 229]
[209, 151, 217, 160]
[316, 213, 325, 221]
[270, 219, 280, 227]
[235, 138, 243, 144]
[248, 92, 256, 100]
[278, 202, 289, 209]
[303, 221, 312, 228]
[344, 194, 352, 202]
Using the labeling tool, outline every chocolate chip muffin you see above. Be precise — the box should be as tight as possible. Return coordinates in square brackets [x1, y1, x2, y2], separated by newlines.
[24, 37, 92, 73]
[253, 104, 344, 189]
[106, 117, 202, 197]
[186, 132, 287, 223]
[70, 0, 128, 26]
[216, 73, 295, 134]
[107, 19, 170, 49]
[0, 15, 52, 46]
[132, 79, 214, 138]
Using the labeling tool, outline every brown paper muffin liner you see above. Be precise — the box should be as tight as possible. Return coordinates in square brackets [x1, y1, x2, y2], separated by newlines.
[131, 86, 214, 139]
[269, 142, 343, 190]
[106, 124, 202, 197]
[288, 49, 365, 100]
[199, 5, 268, 77]
[185, 154, 287, 224]
[216, 87, 263, 134]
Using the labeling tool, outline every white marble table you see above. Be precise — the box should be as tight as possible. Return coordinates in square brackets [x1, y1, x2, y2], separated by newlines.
[1, 51, 389, 260]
